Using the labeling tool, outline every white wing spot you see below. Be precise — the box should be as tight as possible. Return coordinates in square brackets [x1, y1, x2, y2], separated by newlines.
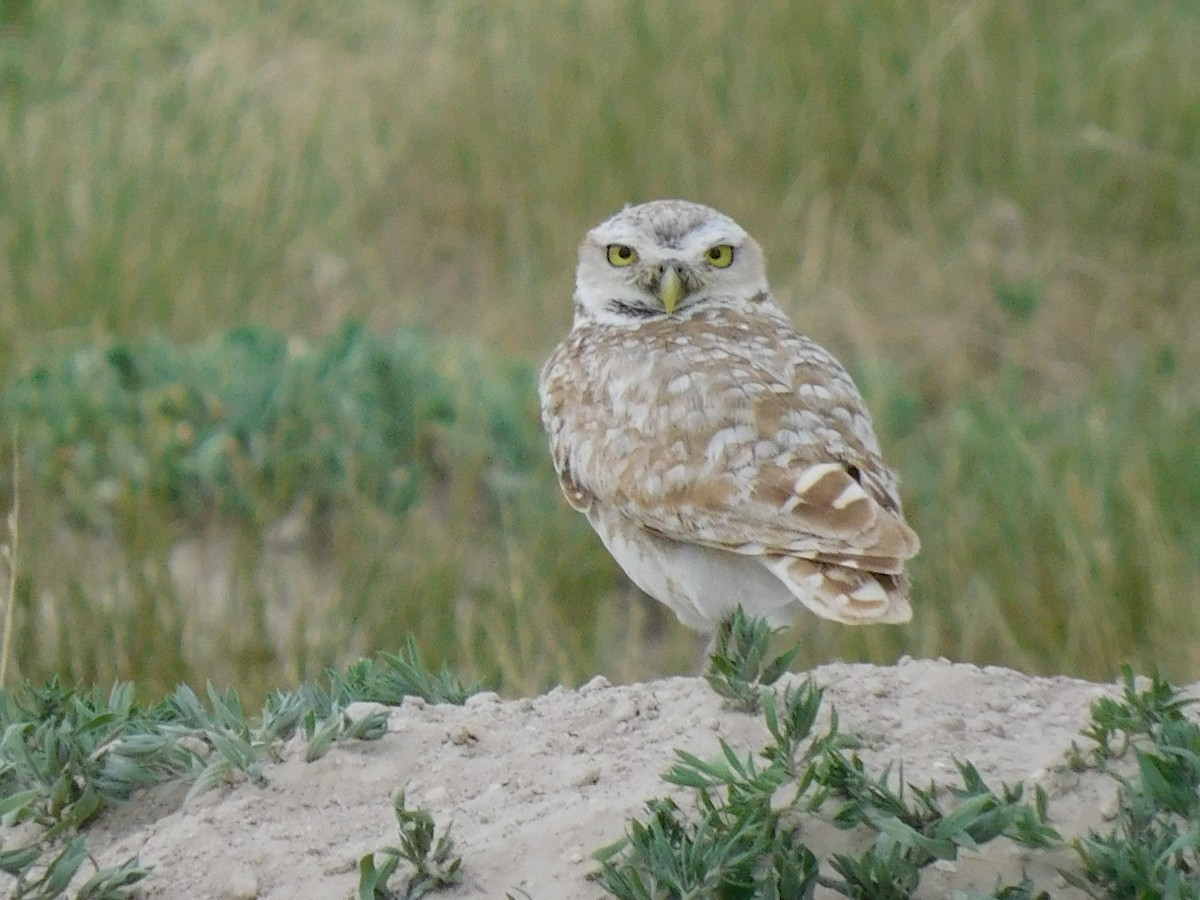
[849, 580, 887, 603]
[831, 481, 869, 509]
[793, 463, 842, 496]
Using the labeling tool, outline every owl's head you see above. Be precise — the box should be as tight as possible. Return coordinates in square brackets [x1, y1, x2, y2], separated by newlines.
[573, 200, 770, 326]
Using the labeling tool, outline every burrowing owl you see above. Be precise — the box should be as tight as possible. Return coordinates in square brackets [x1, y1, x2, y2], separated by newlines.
[539, 200, 919, 633]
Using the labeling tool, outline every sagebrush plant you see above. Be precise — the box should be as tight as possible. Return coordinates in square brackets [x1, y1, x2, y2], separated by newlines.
[0, 322, 457, 527]
[1064, 666, 1200, 898]
[358, 792, 463, 900]
[0, 644, 478, 898]
[0, 838, 150, 900]
[704, 609, 799, 713]
[598, 614, 1059, 899]
[602, 622, 1200, 899]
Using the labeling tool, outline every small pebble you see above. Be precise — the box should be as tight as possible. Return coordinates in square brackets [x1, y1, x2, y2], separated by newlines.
[449, 725, 479, 746]
[611, 699, 638, 722]
[1040, 767, 1080, 798]
[1100, 788, 1120, 821]
[573, 766, 602, 787]
[344, 701, 390, 724]
[579, 675, 612, 693]
[221, 864, 259, 899]
[178, 735, 211, 757]
[465, 691, 501, 708]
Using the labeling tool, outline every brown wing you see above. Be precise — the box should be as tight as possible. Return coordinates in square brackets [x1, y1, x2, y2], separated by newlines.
[539, 309, 919, 574]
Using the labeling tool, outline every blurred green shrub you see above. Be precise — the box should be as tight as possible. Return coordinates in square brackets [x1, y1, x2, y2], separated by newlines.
[0, 323, 469, 526]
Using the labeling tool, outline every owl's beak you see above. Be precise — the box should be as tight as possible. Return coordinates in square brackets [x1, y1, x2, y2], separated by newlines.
[658, 264, 685, 315]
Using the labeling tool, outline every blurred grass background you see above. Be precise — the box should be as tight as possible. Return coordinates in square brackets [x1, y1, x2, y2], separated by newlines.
[1, 1, 1198, 702]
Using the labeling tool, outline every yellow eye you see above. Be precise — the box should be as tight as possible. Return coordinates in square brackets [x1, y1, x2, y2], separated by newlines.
[705, 244, 734, 268]
[606, 244, 638, 267]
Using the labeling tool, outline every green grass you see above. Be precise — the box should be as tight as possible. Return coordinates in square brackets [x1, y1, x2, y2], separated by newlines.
[1, 2, 1199, 696]
[0, 324, 619, 700]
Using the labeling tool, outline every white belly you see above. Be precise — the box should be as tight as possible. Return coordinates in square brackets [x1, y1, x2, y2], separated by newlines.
[589, 508, 800, 632]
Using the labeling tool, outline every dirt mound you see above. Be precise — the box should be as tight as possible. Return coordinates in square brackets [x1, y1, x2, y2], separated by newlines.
[62, 659, 1125, 897]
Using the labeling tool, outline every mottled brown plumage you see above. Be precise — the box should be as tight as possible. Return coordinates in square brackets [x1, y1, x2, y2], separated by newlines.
[539, 200, 918, 633]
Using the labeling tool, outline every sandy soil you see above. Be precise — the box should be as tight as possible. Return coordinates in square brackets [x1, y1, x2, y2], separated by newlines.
[14, 659, 1139, 898]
